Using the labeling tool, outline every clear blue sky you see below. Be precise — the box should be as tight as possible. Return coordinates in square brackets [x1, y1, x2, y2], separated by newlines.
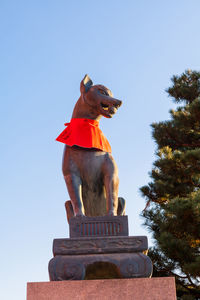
[1, 1, 200, 299]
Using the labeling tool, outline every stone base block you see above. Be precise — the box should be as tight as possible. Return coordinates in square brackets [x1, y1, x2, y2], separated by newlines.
[49, 252, 152, 280]
[27, 277, 176, 300]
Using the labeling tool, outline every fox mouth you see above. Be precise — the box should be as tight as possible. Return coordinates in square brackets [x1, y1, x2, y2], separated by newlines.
[100, 103, 118, 118]
[101, 103, 109, 111]
[101, 103, 121, 111]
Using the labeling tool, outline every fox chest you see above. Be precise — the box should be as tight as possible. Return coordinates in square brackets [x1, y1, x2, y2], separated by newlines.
[66, 146, 108, 183]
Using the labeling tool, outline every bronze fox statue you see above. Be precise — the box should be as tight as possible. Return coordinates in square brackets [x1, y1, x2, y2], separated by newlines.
[57, 75, 125, 220]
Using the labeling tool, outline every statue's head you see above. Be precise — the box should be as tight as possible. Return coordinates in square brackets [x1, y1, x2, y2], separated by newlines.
[80, 74, 122, 118]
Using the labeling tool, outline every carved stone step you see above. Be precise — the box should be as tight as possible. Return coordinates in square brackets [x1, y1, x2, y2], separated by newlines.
[69, 215, 128, 238]
[53, 236, 148, 256]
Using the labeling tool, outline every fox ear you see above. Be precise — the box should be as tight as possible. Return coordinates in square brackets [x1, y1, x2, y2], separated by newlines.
[80, 74, 93, 93]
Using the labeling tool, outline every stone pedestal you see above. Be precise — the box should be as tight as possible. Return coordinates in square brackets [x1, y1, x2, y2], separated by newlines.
[27, 277, 177, 300]
[48, 216, 153, 280]
[28, 217, 177, 299]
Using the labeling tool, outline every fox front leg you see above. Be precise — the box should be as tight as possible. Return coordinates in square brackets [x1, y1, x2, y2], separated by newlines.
[103, 154, 119, 216]
[64, 173, 85, 216]
[62, 146, 85, 216]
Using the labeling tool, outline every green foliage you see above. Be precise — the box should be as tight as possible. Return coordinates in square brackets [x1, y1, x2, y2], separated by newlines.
[140, 70, 200, 298]
[167, 70, 200, 104]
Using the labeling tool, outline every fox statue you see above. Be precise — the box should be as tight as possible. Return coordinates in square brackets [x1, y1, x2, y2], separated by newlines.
[56, 75, 125, 220]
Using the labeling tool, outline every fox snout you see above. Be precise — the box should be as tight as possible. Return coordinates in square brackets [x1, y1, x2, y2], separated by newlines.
[100, 97, 122, 118]
[115, 99, 122, 107]
[101, 99, 122, 109]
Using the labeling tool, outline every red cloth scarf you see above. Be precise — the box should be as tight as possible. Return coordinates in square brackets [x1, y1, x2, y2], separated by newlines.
[56, 118, 111, 153]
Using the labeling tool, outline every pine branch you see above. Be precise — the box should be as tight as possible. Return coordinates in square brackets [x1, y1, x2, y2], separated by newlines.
[185, 272, 199, 288]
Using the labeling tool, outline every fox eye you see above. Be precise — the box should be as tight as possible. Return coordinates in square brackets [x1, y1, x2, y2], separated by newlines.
[99, 89, 108, 96]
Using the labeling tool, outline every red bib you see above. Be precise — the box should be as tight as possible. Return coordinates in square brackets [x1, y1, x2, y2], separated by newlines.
[56, 118, 111, 153]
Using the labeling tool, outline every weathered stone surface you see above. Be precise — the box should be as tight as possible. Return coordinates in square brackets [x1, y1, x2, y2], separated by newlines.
[48, 252, 152, 281]
[69, 215, 128, 238]
[27, 277, 176, 300]
[49, 216, 153, 281]
[53, 236, 148, 255]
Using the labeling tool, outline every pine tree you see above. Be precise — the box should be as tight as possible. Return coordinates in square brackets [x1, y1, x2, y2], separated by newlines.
[140, 70, 200, 299]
